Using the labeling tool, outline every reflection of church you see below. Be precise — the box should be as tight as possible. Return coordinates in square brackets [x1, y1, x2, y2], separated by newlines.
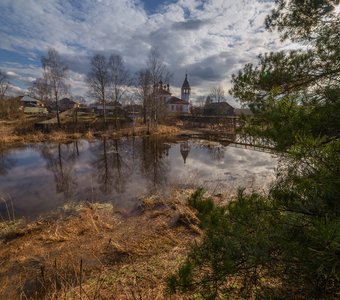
[180, 141, 191, 164]
[156, 74, 191, 114]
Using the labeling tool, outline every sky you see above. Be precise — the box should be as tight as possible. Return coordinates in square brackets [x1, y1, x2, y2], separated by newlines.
[0, 0, 288, 106]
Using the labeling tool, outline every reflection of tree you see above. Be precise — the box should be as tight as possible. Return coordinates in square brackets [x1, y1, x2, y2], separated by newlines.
[191, 142, 226, 161]
[140, 136, 170, 191]
[91, 139, 131, 195]
[0, 148, 16, 176]
[40, 142, 79, 199]
[207, 146, 225, 161]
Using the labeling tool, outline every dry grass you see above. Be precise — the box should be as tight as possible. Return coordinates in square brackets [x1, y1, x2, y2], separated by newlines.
[153, 125, 180, 135]
[0, 121, 78, 145]
[0, 192, 200, 299]
[0, 120, 183, 148]
[84, 129, 94, 140]
[0, 121, 18, 144]
[97, 124, 181, 139]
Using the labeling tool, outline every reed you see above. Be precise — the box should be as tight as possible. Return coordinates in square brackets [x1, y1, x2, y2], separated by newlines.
[0, 194, 15, 222]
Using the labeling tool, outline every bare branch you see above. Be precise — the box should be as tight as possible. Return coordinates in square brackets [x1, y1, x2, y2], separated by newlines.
[87, 54, 110, 124]
[0, 69, 10, 100]
[42, 48, 68, 126]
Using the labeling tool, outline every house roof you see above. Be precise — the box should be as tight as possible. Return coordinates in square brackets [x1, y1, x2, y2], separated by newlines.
[234, 108, 253, 116]
[205, 102, 234, 109]
[59, 98, 77, 105]
[21, 95, 40, 102]
[204, 102, 234, 116]
[167, 96, 189, 105]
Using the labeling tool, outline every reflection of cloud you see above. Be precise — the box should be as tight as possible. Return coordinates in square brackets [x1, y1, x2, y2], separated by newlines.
[0, 138, 277, 219]
[0, 148, 63, 217]
[168, 142, 277, 193]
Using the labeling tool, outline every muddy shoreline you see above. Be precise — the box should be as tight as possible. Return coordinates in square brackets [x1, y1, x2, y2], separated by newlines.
[0, 119, 238, 150]
[0, 120, 183, 148]
[0, 190, 206, 299]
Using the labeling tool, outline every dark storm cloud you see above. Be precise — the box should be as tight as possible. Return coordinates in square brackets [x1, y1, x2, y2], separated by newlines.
[61, 53, 91, 75]
[171, 19, 210, 30]
[188, 52, 238, 84]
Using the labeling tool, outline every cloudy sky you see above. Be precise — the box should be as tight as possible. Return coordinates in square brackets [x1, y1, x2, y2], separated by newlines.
[0, 0, 288, 105]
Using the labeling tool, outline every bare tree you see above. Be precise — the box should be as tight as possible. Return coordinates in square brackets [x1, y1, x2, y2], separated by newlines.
[210, 85, 225, 103]
[0, 69, 9, 100]
[196, 96, 206, 107]
[146, 48, 172, 124]
[205, 95, 213, 106]
[108, 54, 131, 128]
[42, 48, 68, 126]
[29, 77, 50, 103]
[135, 68, 152, 124]
[135, 48, 172, 125]
[87, 54, 110, 124]
[108, 54, 131, 103]
[147, 48, 170, 84]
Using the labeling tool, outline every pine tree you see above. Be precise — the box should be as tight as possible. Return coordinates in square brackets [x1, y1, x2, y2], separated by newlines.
[168, 1, 340, 298]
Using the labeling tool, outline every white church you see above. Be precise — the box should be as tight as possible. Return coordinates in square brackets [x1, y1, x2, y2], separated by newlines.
[156, 74, 191, 114]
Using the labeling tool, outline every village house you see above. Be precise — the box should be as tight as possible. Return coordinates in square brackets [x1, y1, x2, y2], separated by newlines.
[20, 95, 44, 108]
[58, 98, 79, 112]
[20, 95, 48, 115]
[203, 102, 234, 116]
[125, 104, 143, 120]
[233, 108, 253, 117]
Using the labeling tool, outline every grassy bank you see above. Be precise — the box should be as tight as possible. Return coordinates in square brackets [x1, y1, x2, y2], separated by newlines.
[0, 119, 181, 147]
[0, 190, 202, 299]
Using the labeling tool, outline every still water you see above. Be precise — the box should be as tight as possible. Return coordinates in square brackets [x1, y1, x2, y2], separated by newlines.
[0, 137, 277, 219]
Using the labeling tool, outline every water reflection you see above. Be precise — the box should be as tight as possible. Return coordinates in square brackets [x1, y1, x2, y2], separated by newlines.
[0, 137, 277, 219]
[39, 142, 79, 198]
[91, 139, 130, 194]
[0, 148, 17, 175]
[180, 141, 191, 164]
[140, 137, 170, 191]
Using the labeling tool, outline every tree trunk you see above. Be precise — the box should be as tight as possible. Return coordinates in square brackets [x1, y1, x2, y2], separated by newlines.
[103, 97, 107, 124]
[56, 100, 60, 126]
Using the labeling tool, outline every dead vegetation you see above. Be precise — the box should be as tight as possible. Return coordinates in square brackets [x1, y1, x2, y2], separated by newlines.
[0, 190, 201, 299]
[0, 120, 182, 147]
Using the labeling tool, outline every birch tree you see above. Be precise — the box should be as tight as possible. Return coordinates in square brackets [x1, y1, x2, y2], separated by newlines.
[135, 68, 152, 124]
[0, 69, 9, 100]
[42, 48, 68, 126]
[87, 54, 110, 124]
[29, 77, 50, 103]
[108, 54, 131, 103]
[146, 48, 172, 124]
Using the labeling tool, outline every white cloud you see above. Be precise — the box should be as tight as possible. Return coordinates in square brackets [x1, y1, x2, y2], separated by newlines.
[0, 0, 287, 103]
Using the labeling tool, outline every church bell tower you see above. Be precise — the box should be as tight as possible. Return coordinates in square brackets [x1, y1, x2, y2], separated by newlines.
[181, 73, 191, 101]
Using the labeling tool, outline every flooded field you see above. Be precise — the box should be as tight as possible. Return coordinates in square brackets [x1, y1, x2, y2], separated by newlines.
[0, 137, 277, 219]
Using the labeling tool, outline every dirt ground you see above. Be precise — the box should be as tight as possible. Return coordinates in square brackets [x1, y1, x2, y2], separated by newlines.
[0, 190, 201, 299]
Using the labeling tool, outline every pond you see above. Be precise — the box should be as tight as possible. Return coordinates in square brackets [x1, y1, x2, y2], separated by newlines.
[0, 137, 278, 220]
